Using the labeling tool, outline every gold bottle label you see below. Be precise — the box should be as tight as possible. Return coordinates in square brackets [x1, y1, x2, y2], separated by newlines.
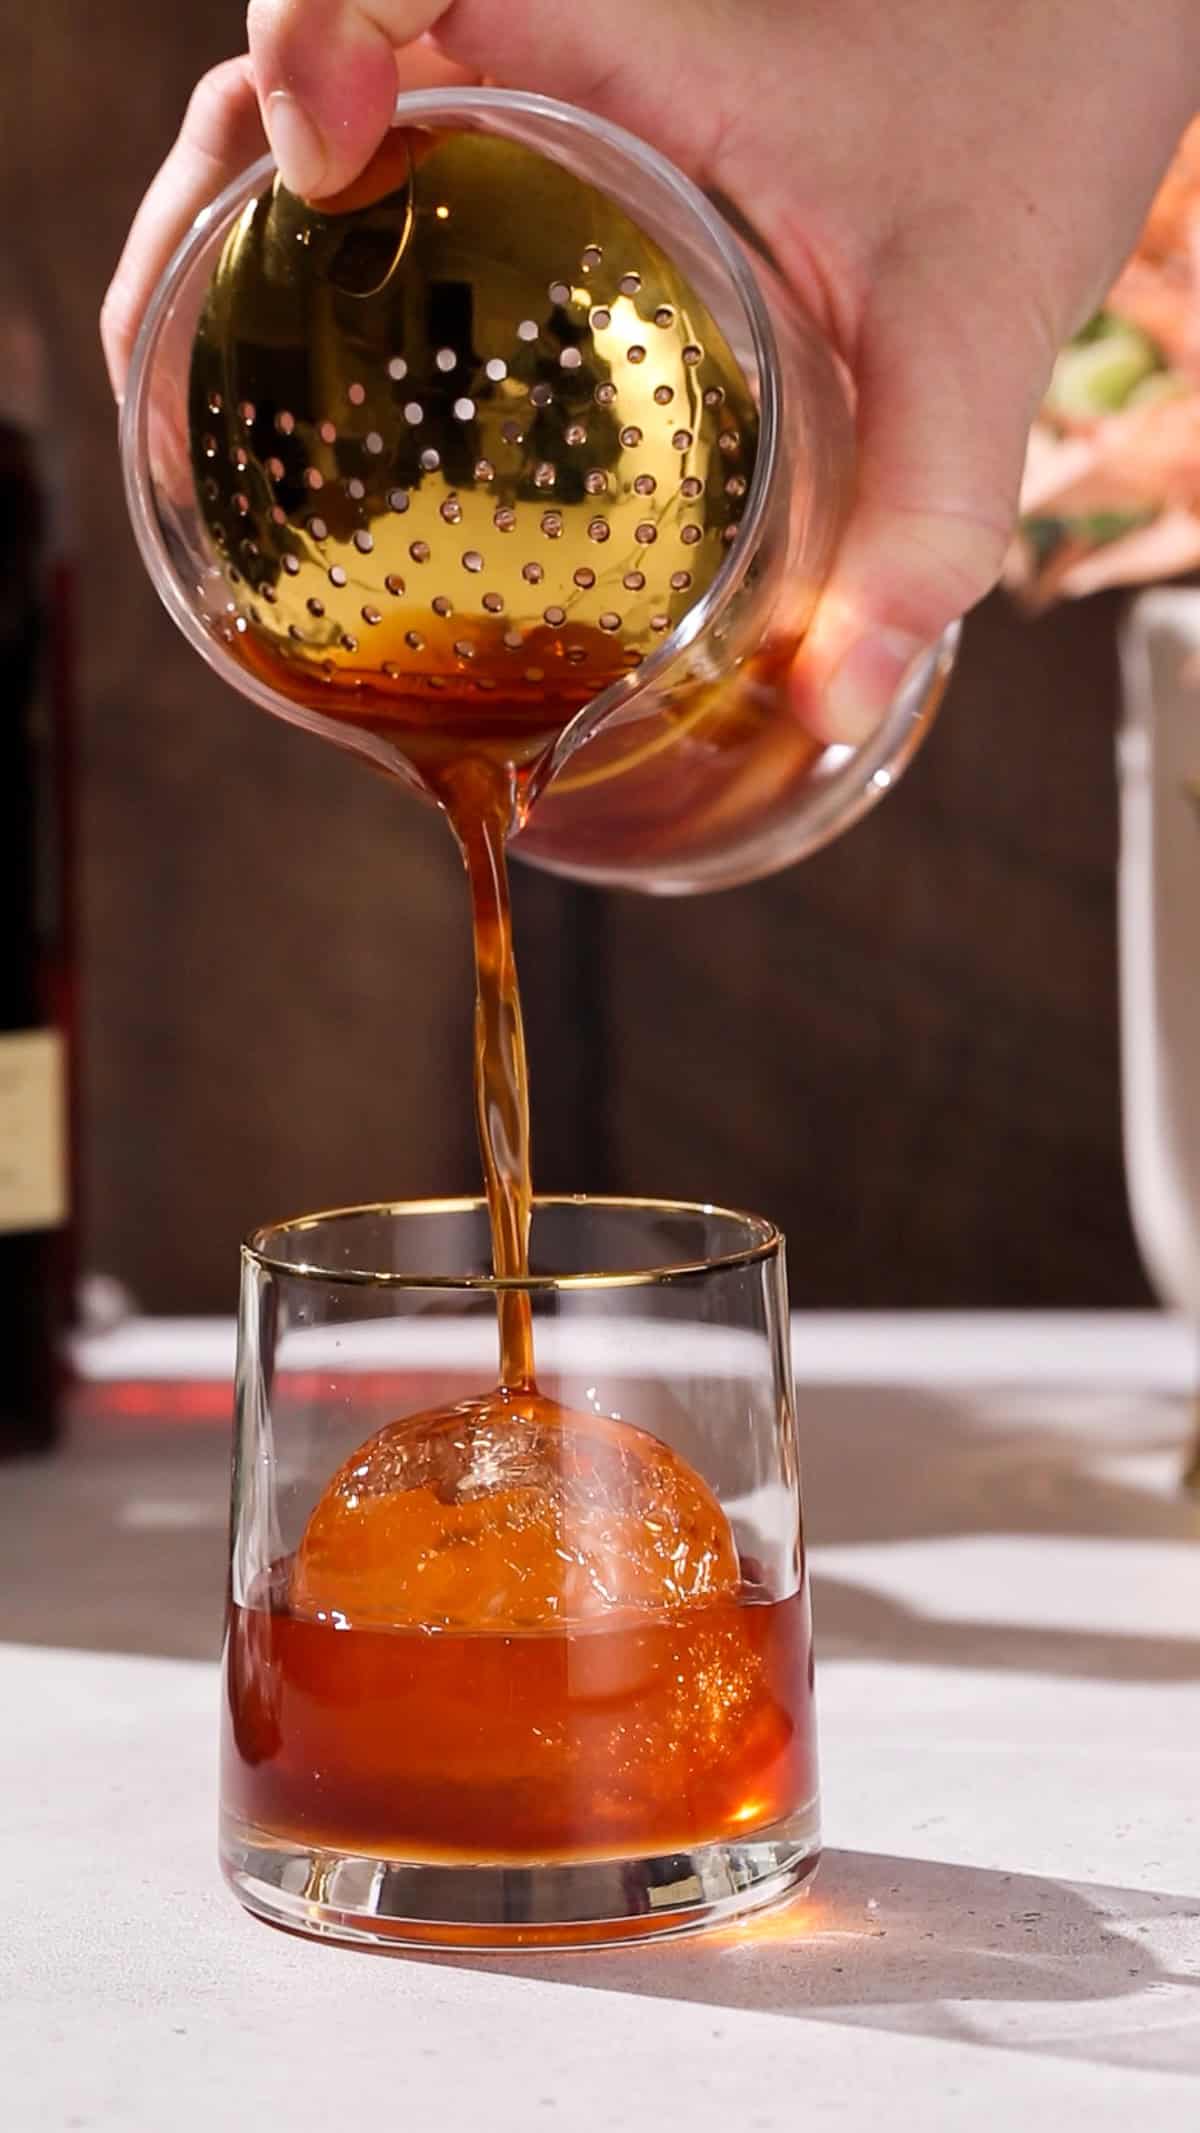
[0, 1028, 67, 1234]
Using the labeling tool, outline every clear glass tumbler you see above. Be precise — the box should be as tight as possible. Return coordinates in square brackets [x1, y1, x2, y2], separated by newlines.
[221, 1195, 819, 1949]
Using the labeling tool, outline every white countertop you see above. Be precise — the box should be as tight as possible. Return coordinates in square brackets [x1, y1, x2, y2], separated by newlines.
[3, 1313, 1199, 2129]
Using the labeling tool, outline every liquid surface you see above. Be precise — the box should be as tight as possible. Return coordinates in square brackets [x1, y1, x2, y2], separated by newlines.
[224, 1575, 815, 1863]
[291, 1389, 740, 1631]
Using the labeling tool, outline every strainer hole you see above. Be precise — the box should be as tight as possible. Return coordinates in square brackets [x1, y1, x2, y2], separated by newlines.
[619, 425, 643, 449]
[453, 639, 474, 660]
[627, 345, 646, 365]
[598, 611, 621, 632]
[305, 469, 323, 491]
[524, 666, 544, 681]
[503, 629, 523, 650]
[718, 429, 740, 454]
[388, 488, 410, 513]
[361, 605, 381, 626]
[653, 307, 674, 328]
[440, 497, 463, 524]
[431, 596, 453, 618]
[521, 561, 544, 584]
[581, 245, 603, 270]
[409, 541, 430, 564]
[482, 591, 504, 613]
[420, 449, 441, 472]
[329, 565, 347, 587]
[559, 347, 583, 371]
[347, 382, 366, 406]
[681, 524, 703, 545]
[530, 383, 553, 409]
[672, 429, 694, 451]
[516, 320, 539, 342]
[566, 645, 586, 664]
[282, 554, 300, 575]
[485, 358, 508, 383]
[501, 420, 524, 446]
[405, 630, 424, 650]
[587, 518, 611, 543]
[387, 356, 408, 381]
[265, 456, 285, 481]
[308, 516, 328, 541]
[682, 344, 703, 366]
[275, 411, 295, 435]
[681, 476, 704, 499]
[653, 384, 674, 406]
[347, 477, 366, 500]
[462, 550, 484, 573]
[584, 470, 608, 495]
[453, 397, 476, 421]
[670, 570, 693, 592]
[564, 422, 587, 447]
[703, 385, 725, 407]
[594, 382, 616, 407]
[534, 464, 557, 490]
[385, 574, 405, 597]
[539, 510, 563, 537]
[651, 613, 671, 631]
[548, 280, 571, 305]
[353, 530, 374, 554]
[726, 474, 748, 497]
[618, 272, 641, 296]
[543, 606, 566, 627]
[207, 391, 223, 414]
[435, 348, 457, 372]
[633, 474, 657, 496]
[622, 570, 645, 592]
[493, 506, 516, 533]
[318, 420, 336, 445]
[474, 457, 496, 481]
[634, 523, 657, 545]
[404, 402, 424, 426]
[365, 431, 384, 455]
[589, 307, 611, 331]
[573, 567, 596, 589]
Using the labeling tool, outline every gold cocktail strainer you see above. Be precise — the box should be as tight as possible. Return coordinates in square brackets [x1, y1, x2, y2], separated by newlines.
[187, 120, 760, 788]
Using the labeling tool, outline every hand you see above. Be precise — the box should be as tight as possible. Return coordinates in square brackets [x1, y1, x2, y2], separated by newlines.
[101, 1, 1200, 740]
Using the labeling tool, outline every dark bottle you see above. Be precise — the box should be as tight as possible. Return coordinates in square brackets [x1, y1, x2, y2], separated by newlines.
[0, 276, 74, 1455]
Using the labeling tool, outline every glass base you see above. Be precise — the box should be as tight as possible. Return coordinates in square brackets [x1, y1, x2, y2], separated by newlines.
[220, 1808, 821, 1950]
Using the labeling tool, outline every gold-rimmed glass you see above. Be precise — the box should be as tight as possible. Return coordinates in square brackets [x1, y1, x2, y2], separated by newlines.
[221, 1194, 819, 1949]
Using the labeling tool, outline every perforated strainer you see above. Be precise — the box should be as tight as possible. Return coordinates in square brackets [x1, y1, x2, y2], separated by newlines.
[181, 112, 759, 802]
[126, 89, 953, 879]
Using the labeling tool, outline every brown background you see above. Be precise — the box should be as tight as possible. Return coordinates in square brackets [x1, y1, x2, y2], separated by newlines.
[10, 1, 1152, 1311]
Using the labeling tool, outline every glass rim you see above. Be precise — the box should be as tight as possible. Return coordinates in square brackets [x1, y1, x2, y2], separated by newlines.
[241, 1193, 783, 1290]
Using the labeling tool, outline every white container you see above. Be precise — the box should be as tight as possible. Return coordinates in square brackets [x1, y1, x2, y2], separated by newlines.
[1117, 588, 1200, 1482]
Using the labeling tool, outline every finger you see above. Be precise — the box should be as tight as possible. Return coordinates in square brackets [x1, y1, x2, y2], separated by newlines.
[248, 0, 446, 196]
[248, 0, 702, 199]
[791, 258, 1057, 744]
[100, 57, 266, 402]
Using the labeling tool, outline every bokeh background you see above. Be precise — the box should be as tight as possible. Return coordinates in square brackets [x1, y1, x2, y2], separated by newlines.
[11, 0, 1151, 1312]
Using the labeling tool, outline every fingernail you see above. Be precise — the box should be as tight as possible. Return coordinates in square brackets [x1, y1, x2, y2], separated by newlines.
[824, 628, 930, 746]
[264, 90, 326, 197]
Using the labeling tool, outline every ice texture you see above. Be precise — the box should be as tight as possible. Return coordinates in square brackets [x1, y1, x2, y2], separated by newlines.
[291, 1389, 740, 1630]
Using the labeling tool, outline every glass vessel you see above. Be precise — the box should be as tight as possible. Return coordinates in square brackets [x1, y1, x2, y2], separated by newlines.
[123, 86, 953, 894]
[221, 1196, 819, 1948]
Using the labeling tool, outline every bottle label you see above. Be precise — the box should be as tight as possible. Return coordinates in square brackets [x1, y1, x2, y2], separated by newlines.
[0, 1029, 67, 1234]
